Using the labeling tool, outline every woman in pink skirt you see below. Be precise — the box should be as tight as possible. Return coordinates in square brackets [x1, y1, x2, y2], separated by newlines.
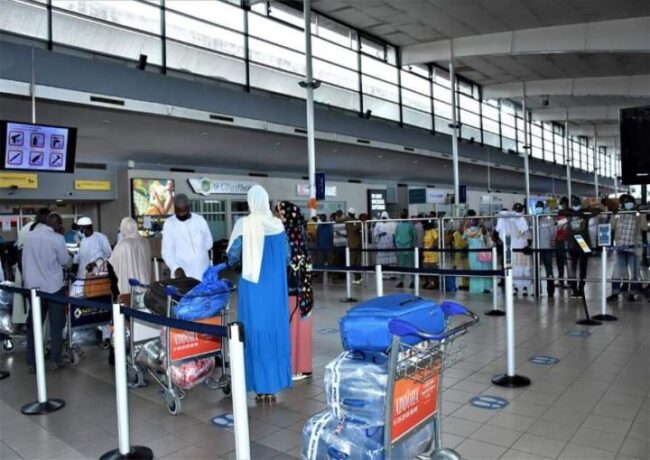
[276, 201, 314, 381]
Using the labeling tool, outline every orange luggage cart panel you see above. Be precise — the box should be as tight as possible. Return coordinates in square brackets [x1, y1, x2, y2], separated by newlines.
[391, 362, 441, 443]
[169, 316, 222, 361]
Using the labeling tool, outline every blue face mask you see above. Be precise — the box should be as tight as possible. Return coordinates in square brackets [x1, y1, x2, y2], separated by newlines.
[624, 202, 635, 210]
[535, 207, 544, 215]
[573, 206, 581, 211]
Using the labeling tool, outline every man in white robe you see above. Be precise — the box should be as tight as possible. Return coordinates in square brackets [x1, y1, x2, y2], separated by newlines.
[76, 217, 112, 278]
[162, 194, 213, 280]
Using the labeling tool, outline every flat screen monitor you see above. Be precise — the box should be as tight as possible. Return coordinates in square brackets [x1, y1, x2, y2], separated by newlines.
[620, 105, 650, 185]
[1, 120, 77, 173]
[131, 178, 176, 235]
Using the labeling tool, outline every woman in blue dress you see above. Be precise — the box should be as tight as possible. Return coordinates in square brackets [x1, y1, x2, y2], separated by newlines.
[227, 185, 291, 403]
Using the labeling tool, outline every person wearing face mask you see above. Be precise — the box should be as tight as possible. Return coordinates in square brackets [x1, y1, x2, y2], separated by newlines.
[161, 194, 213, 280]
[559, 195, 601, 298]
[76, 217, 112, 278]
[496, 203, 532, 296]
[535, 201, 556, 297]
[608, 194, 647, 302]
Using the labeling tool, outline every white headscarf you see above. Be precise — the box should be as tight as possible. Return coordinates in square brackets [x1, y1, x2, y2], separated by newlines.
[227, 185, 285, 283]
[109, 217, 151, 294]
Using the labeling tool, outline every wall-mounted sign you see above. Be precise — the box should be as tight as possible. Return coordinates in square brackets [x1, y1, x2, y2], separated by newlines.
[316, 172, 326, 200]
[0, 171, 38, 189]
[74, 180, 112, 191]
[367, 189, 387, 217]
[296, 183, 337, 197]
[188, 178, 255, 196]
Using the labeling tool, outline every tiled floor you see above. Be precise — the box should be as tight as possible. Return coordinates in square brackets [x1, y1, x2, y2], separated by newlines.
[1, 271, 649, 459]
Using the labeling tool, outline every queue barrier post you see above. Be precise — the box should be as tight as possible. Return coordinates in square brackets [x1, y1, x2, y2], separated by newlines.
[593, 246, 618, 322]
[340, 247, 358, 303]
[229, 323, 251, 460]
[414, 247, 420, 297]
[375, 265, 383, 297]
[492, 268, 531, 388]
[101, 303, 153, 460]
[485, 246, 505, 317]
[153, 257, 160, 282]
[21, 289, 65, 415]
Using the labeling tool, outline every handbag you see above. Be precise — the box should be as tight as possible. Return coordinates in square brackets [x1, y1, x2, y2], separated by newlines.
[478, 250, 492, 263]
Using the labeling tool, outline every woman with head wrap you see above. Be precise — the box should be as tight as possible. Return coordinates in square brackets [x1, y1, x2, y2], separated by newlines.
[227, 185, 291, 402]
[276, 201, 313, 381]
[108, 217, 151, 296]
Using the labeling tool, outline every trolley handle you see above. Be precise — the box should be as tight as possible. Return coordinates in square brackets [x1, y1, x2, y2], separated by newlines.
[389, 301, 479, 342]
[128, 278, 148, 288]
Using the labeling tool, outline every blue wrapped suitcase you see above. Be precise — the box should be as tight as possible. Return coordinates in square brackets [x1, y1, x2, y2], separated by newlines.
[339, 294, 446, 352]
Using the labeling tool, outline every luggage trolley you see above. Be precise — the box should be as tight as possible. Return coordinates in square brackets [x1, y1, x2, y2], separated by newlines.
[384, 301, 479, 460]
[66, 274, 113, 365]
[126, 279, 235, 415]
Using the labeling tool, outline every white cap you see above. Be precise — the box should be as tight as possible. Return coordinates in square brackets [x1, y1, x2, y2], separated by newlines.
[77, 217, 93, 226]
[348, 207, 355, 214]
[381, 211, 389, 219]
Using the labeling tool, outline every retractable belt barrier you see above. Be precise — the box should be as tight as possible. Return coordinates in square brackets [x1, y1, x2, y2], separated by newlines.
[0, 284, 251, 460]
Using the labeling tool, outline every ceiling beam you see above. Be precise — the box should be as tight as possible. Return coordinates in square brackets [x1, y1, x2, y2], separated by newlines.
[401, 16, 650, 65]
[483, 75, 650, 100]
[568, 124, 619, 137]
[531, 106, 627, 122]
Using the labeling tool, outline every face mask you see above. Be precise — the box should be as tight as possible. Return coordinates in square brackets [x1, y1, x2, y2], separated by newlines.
[572, 206, 581, 211]
[558, 205, 565, 211]
[535, 207, 544, 215]
[176, 213, 191, 222]
[624, 202, 635, 210]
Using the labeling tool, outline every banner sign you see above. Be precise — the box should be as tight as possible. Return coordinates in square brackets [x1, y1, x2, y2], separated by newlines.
[296, 184, 337, 197]
[74, 180, 112, 191]
[0, 172, 38, 189]
[316, 172, 326, 201]
[188, 178, 255, 196]
[169, 316, 222, 361]
[391, 362, 440, 442]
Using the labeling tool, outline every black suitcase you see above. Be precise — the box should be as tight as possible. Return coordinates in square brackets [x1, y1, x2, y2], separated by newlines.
[143, 277, 200, 316]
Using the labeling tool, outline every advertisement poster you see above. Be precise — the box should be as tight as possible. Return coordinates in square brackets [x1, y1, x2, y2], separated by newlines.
[391, 363, 440, 442]
[169, 316, 222, 361]
[132, 178, 175, 217]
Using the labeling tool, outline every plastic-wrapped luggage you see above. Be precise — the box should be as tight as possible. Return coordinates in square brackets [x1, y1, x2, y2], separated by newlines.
[302, 411, 433, 460]
[324, 351, 388, 427]
[174, 264, 233, 321]
[339, 294, 446, 352]
[136, 339, 166, 371]
[0, 282, 15, 335]
[171, 357, 215, 390]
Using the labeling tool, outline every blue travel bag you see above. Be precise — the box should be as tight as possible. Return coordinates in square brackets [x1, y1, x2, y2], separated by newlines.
[339, 294, 446, 352]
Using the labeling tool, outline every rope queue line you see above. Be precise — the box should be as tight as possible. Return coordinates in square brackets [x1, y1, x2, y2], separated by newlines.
[0, 283, 251, 460]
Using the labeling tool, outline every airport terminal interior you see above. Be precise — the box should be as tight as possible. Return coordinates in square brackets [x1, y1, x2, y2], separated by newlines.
[0, 1, 649, 459]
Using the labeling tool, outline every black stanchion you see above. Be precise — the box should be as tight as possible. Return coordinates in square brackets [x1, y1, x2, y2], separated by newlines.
[0, 371, 9, 380]
[576, 292, 602, 326]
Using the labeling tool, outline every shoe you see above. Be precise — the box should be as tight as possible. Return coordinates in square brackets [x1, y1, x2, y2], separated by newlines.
[522, 288, 528, 297]
[628, 294, 636, 302]
[292, 373, 312, 382]
[352, 278, 363, 285]
[27, 365, 35, 374]
[513, 287, 519, 295]
[607, 294, 619, 302]
[571, 291, 581, 298]
[396, 282, 404, 288]
[483, 289, 491, 294]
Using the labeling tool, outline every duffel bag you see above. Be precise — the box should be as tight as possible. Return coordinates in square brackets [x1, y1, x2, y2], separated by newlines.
[339, 294, 446, 352]
[143, 277, 200, 316]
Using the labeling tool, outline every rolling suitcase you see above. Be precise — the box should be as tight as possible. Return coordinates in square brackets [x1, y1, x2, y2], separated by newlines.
[339, 294, 446, 352]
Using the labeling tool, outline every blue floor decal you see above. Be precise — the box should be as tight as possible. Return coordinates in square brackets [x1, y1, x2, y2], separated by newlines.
[470, 395, 509, 409]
